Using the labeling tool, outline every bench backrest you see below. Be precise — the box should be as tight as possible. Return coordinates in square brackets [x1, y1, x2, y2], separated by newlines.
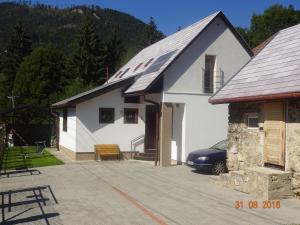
[94, 144, 120, 155]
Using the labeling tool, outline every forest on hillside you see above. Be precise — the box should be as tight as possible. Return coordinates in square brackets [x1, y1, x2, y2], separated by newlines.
[0, 1, 164, 123]
[0, 2, 300, 124]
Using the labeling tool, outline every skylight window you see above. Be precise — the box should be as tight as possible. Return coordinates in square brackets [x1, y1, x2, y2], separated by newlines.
[114, 70, 123, 78]
[134, 63, 143, 72]
[144, 50, 177, 74]
[119, 68, 130, 78]
[144, 58, 154, 68]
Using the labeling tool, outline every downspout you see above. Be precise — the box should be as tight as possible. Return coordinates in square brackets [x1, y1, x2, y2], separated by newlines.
[144, 96, 160, 166]
[50, 108, 60, 151]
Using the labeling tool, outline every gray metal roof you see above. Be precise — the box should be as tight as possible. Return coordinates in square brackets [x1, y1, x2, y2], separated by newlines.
[53, 11, 251, 107]
[122, 11, 220, 93]
[52, 78, 134, 108]
[210, 23, 300, 104]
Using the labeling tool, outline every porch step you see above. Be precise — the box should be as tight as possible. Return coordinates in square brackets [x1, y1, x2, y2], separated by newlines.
[133, 149, 157, 161]
[138, 152, 156, 157]
[134, 154, 155, 161]
[144, 149, 157, 153]
[210, 167, 293, 199]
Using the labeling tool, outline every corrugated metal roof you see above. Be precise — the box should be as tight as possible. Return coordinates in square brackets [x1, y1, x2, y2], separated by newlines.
[210, 23, 300, 104]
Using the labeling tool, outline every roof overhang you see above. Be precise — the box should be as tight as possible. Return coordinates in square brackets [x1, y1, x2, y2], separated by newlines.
[52, 77, 135, 109]
[209, 92, 300, 104]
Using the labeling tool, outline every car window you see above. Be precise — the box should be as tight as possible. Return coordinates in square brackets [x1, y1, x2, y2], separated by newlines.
[211, 140, 228, 151]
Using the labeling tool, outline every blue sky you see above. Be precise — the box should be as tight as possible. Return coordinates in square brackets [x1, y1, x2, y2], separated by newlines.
[20, 0, 300, 35]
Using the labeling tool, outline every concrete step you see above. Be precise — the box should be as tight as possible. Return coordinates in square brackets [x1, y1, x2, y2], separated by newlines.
[134, 154, 155, 161]
[138, 152, 156, 157]
[212, 167, 293, 199]
[144, 149, 157, 154]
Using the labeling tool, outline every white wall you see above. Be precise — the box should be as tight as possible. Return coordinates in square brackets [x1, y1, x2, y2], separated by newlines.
[75, 88, 147, 152]
[162, 15, 251, 162]
[163, 16, 251, 94]
[59, 108, 76, 151]
[171, 103, 185, 162]
[164, 93, 228, 161]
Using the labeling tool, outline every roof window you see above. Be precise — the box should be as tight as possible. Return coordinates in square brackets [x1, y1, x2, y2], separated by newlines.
[114, 70, 123, 78]
[119, 68, 130, 78]
[134, 63, 143, 72]
[144, 58, 154, 68]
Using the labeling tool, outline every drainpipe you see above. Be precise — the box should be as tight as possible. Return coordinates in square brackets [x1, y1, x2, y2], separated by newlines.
[50, 108, 60, 151]
[144, 96, 160, 166]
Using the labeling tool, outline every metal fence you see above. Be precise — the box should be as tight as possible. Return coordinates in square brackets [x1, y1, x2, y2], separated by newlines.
[5, 124, 52, 147]
[0, 123, 6, 173]
[202, 68, 224, 93]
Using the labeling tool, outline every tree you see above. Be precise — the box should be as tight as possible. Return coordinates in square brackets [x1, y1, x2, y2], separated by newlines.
[140, 17, 164, 48]
[69, 16, 103, 85]
[237, 4, 300, 48]
[102, 28, 125, 78]
[13, 44, 67, 123]
[0, 22, 32, 108]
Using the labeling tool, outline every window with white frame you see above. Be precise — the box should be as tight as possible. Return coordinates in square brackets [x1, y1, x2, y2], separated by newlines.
[247, 114, 259, 129]
[203, 55, 216, 93]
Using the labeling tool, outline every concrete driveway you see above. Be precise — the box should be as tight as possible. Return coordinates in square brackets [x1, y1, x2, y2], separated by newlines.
[1, 150, 300, 225]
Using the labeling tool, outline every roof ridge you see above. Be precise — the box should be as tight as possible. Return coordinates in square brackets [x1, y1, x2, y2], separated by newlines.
[278, 23, 300, 33]
[140, 11, 221, 53]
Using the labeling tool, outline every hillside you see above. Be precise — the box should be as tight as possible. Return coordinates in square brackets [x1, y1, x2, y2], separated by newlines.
[0, 2, 156, 60]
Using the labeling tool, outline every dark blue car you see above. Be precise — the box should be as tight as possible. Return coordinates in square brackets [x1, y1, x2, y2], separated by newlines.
[186, 140, 228, 175]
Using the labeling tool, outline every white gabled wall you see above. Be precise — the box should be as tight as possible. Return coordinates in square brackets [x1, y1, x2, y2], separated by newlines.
[59, 108, 76, 151]
[164, 16, 250, 93]
[162, 15, 251, 162]
[75, 88, 147, 152]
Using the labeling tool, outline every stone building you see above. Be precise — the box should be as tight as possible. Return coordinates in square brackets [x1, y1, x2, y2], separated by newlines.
[209, 24, 300, 199]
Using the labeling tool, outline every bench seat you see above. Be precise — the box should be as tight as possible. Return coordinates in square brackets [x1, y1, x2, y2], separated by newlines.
[94, 144, 120, 160]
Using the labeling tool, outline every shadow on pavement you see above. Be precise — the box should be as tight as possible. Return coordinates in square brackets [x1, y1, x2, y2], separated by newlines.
[1, 185, 60, 225]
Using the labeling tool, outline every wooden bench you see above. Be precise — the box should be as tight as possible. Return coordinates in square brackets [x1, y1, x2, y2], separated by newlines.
[94, 144, 120, 161]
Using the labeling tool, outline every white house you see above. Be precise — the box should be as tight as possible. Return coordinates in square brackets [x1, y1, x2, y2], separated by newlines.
[52, 11, 252, 165]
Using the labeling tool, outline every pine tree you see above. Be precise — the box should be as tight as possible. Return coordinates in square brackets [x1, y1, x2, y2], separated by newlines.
[0, 22, 32, 108]
[69, 16, 103, 85]
[102, 28, 125, 78]
[13, 44, 67, 123]
[140, 17, 164, 48]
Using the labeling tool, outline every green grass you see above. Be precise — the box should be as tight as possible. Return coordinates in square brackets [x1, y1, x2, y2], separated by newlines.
[1, 146, 64, 171]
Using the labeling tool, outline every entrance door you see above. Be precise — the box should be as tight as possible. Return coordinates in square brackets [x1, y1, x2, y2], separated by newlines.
[264, 102, 285, 167]
[145, 105, 158, 150]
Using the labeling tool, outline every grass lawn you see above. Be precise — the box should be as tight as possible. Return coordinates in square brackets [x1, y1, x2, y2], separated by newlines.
[1, 146, 64, 171]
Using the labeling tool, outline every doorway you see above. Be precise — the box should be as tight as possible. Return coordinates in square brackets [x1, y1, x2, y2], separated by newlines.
[144, 105, 159, 150]
[264, 102, 285, 167]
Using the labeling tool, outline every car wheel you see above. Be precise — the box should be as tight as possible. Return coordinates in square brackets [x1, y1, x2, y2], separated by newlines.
[212, 161, 227, 175]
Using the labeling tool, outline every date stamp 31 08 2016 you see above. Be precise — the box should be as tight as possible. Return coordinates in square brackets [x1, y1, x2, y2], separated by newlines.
[235, 200, 281, 209]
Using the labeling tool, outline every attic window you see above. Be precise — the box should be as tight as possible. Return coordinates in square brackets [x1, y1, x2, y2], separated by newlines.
[144, 58, 154, 67]
[134, 63, 143, 71]
[119, 68, 130, 78]
[115, 70, 123, 78]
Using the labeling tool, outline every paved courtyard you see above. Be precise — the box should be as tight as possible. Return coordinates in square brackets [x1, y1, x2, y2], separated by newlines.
[1, 150, 300, 225]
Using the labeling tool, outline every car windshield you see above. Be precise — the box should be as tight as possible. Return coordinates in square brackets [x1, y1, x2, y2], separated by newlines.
[210, 140, 228, 151]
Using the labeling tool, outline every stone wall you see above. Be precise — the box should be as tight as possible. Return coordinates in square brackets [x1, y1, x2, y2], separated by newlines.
[286, 101, 300, 196]
[227, 102, 264, 171]
[228, 100, 300, 196]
